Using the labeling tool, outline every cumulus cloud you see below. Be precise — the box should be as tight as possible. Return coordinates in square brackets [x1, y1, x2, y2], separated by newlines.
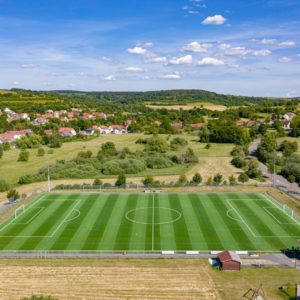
[202, 14, 226, 25]
[169, 54, 193, 65]
[198, 57, 225, 66]
[219, 43, 251, 56]
[182, 41, 212, 53]
[124, 67, 144, 72]
[127, 46, 148, 55]
[252, 49, 272, 57]
[279, 56, 292, 63]
[160, 74, 181, 80]
[145, 56, 167, 63]
[279, 40, 296, 47]
[102, 75, 116, 81]
[260, 38, 277, 45]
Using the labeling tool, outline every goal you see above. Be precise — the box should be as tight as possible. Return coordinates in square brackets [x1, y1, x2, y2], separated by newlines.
[282, 204, 296, 220]
[14, 205, 25, 219]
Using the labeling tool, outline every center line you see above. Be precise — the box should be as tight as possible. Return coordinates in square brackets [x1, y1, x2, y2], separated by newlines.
[152, 193, 155, 251]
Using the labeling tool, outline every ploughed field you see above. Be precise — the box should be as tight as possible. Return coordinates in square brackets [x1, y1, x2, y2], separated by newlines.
[0, 192, 299, 251]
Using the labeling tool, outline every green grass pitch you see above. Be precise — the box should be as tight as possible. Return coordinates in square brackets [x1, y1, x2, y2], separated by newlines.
[0, 192, 299, 251]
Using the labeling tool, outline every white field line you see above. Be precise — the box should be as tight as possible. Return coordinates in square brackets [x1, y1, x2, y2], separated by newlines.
[227, 198, 300, 238]
[49, 199, 82, 238]
[262, 193, 300, 226]
[0, 194, 48, 233]
[152, 193, 155, 251]
[12, 207, 45, 225]
[226, 208, 242, 222]
[263, 207, 298, 225]
[63, 209, 81, 223]
[226, 200, 257, 238]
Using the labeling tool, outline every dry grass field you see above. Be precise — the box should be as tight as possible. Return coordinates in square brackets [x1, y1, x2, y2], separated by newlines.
[0, 259, 298, 300]
[146, 102, 227, 111]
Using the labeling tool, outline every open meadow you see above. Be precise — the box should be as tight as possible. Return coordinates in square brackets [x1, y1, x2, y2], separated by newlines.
[0, 133, 235, 184]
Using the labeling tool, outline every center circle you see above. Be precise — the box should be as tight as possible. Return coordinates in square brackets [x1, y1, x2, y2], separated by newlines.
[125, 207, 182, 225]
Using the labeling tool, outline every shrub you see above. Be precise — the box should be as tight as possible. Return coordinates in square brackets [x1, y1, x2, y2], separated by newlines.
[145, 154, 174, 169]
[238, 173, 249, 183]
[102, 158, 146, 175]
[205, 143, 211, 149]
[192, 173, 202, 184]
[142, 175, 154, 186]
[206, 176, 213, 185]
[0, 145, 3, 159]
[7, 189, 20, 202]
[101, 142, 117, 156]
[170, 137, 188, 150]
[0, 179, 10, 192]
[177, 174, 187, 185]
[93, 178, 103, 186]
[115, 173, 126, 186]
[229, 175, 237, 185]
[18, 175, 34, 184]
[231, 157, 247, 168]
[145, 136, 169, 153]
[2, 142, 10, 151]
[18, 149, 29, 162]
[47, 149, 54, 154]
[37, 147, 45, 157]
[213, 173, 223, 184]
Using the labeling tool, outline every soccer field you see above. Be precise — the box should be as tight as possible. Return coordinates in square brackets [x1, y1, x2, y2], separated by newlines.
[0, 192, 299, 252]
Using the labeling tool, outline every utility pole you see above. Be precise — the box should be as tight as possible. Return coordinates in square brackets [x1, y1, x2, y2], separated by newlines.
[273, 148, 276, 188]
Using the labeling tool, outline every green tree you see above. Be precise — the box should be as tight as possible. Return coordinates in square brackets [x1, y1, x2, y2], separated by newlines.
[229, 175, 237, 185]
[102, 142, 117, 156]
[213, 173, 223, 184]
[198, 126, 210, 143]
[93, 178, 103, 186]
[238, 173, 249, 183]
[0, 145, 3, 159]
[37, 147, 45, 157]
[18, 149, 29, 162]
[191, 173, 202, 185]
[7, 189, 20, 202]
[145, 136, 169, 153]
[115, 173, 126, 187]
[177, 174, 187, 185]
[142, 175, 154, 186]
[2, 142, 10, 151]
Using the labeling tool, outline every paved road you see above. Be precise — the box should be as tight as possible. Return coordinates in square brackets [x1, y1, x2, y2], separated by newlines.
[248, 140, 300, 193]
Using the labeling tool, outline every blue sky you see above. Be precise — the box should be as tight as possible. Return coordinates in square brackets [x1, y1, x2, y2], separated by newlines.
[0, 0, 299, 96]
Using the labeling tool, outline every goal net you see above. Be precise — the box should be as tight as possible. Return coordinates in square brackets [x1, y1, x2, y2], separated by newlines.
[282, 204, 295, 219]
[14, 205, 25, 219]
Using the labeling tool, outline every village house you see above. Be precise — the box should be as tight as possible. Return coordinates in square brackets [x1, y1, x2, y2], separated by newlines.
[111, 125, 127, 134]
[0, 129, 33, 144]
[44, 129, 53, 136]
[58, 127, 77, 137]
[282, 112, 297, 130]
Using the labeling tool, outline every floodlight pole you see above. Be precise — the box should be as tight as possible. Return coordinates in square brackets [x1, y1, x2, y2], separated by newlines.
[48, 166, 51, 192]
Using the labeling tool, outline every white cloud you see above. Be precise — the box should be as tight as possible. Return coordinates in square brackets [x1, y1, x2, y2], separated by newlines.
[143, 42, 154, 48]
[198, 57, 225, 66]
[102, 75, 116, 81]
[279, 40, 296, 47]
[11, 81, 20, 85]
[252, 49, 272, 57]
[279, 56, 292, 63]
[219, 43, 251, 56]
[202, 15, 227, 25]
[188, 10, 200, 14]
[182, 41, 212, 53]
[145, 56, 167, 63]
[169, 54, 193, 65]
[260, 38, 277, 45]
[127, 46, 148, 55]
[124, 67, 144, 72]
[21, 64, 39, 69]
[160, 74, 181, 80]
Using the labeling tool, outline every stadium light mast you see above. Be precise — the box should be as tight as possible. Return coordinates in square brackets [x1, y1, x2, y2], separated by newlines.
[48, 166, 51, 192]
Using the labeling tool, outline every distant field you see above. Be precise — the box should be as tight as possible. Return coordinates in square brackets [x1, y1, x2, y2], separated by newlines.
[146, 102, 228, 111]
[0, 133, 234, 184]
[0, 192, 299, 251]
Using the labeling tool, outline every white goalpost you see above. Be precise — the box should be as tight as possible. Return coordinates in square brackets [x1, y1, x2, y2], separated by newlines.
[282, 204, 295, 219]
[14, 205, 25, 219]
